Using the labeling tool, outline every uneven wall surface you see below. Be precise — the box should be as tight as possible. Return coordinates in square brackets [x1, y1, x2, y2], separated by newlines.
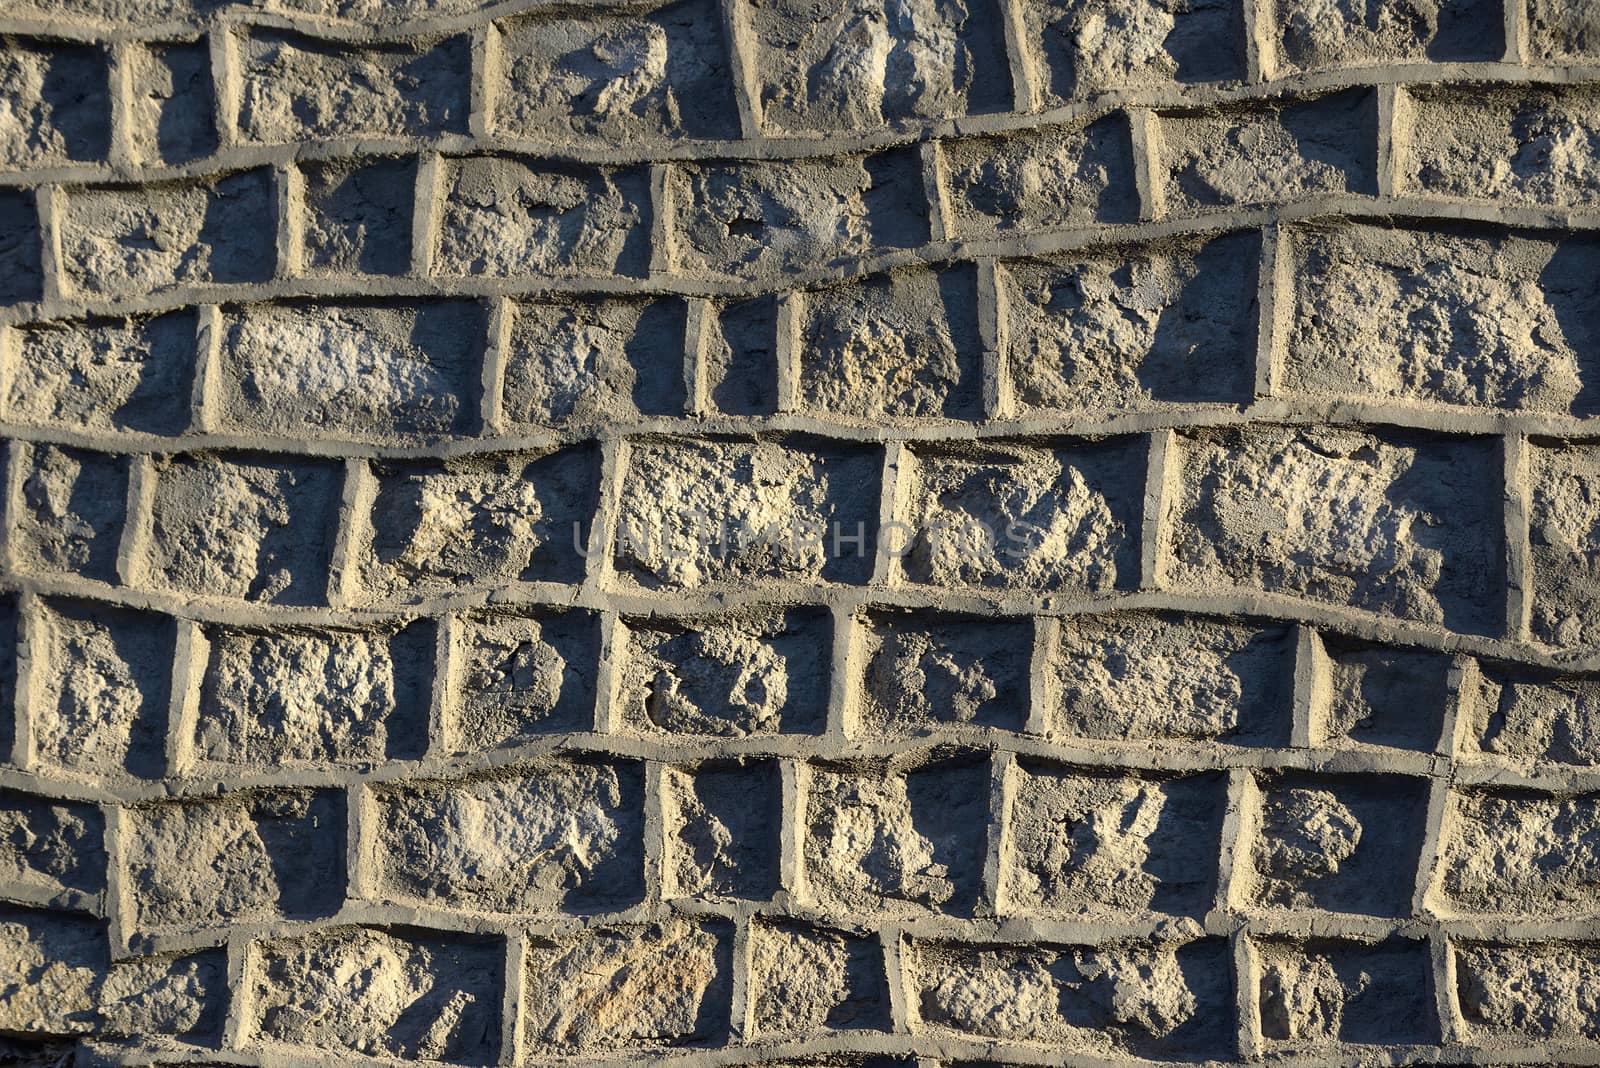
[2, 0, 1600, 1064]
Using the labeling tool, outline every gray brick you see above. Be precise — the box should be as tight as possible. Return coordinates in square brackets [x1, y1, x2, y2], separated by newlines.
[8, 310, 196, 434]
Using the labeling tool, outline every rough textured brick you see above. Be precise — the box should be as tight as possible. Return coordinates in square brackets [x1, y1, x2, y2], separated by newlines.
[663, 759, 781, 898]
[617, 610, 829, 736]
[99, 949, 225, 1042]
[1456, 942, 1600, 1041]
[706, 294, 778, 414]
[1255, 937, 1436, 1045]
[126, 41, 216, 165]
[61, 170, 275, 296]
[0, 40, 108, 169]
[1159, 90, 1377, 213]
[1531, 0, 1600, 60]
[750, 920, 889, 1037]
[11, 445, 127, 582]
[0, 792, 104, 908]
[238, 31, 470, 143]
[301, 158, 417, 276]
[0, 910, 104, 1036]
[374, 761, 644, 914]
[1273, 0, 1501, 71]
[1002, 231, 1258, 414]
[942, 119, 1138, 237]
[0, 189, 41, 303]
[858, 612, 1030, 737]
[219, 300, 482, 442]
[1315, 637, 1450, 751]
[250, 927, 501, 1062]
[1020, 0, 1245, 102]
[146, 452, 340, 605]
[503, 297, 687, 425]
[453, 609, 599, 749]
[1438, 789, 1600, 914]
[7, 310, 195, 434]
[124, 789, 343, 933]
[194, 621, 431, 766]
[495, 0, 738, 141]
[1168, 427, 1504, 633]
[1530, 443, 1600, 646]
[900, 440, 1143, 592]
[1467, 662, 1600, 765]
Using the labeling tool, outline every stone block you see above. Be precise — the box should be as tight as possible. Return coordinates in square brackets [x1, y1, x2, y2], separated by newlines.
[0, 39, 109, 169]
[0, 909, 104, 1036]
[705, 294, 778, 415]
[0, 791, 104, 908]
[1272, 0, 1501, 71]
[11, 445, 128, 582]
[750, 920, 889, 1037]
[453, 608, 599, 749]
[663, 759, 782, 899]
[1467, 661, 1600, 765]
[99, 949, 226, 1042]
[126, 40, 216, 165]
[8, 309, 196, 434]
[1438, 788, 1600, 915]
[1455, 941, 1600, 1042]
[1315, 636, 1451, 751]
[0, 189, 41, 303]
[1255, 937, 1436, 1045]
[1530, 442, 1600, 647]
[942, 118, 1138, 237]
[1022, 0, 1245, 102]
[301, 158, 417, 276]
[858, 611, 1031, 737]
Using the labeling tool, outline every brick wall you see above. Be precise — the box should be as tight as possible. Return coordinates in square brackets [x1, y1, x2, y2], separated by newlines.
[2, 0, 1600, 1064]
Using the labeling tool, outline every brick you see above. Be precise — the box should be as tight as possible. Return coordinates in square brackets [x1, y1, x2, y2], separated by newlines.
[1255, 937, 1436, 1045]
[1168, 427, 1504, 633]
[238, 30, 469, 142]
[61, 169, 275, 296]
[942, 118, 1138, 238]
[0, 791, 104, 908]
[250, 926, 501, 1062]
[803, 757, 988, 915]
[373, 760, 645, 913]
[126, 41, 216, 165]
[123, 789, 343, 933]
[798, 266, 981, 419]
[1022, 0, 1245, 103]
[301, 158, 417, 276]
[11, 445, 128, 582]
[1438, 789, 1600, 914]
[1002, 231, 1258, 414]
[435, 156, 649, 278]
[663, 759, 781, 898]
[218, 300, 484, 441]
[0, 909, 104, 1036]
[358, 446, 599, 602]
[453, 608, 599, 749]
[858, 611, 1030, 737]
[1286, 223, 1600, 413]
[34, 599, 171, 779]
[1273, 0, 1501, 71]
[1405, 86, 1600, 208]
[1005, 764, 1224, 917]
[522, 919, 731, 1052]
[749, 920, 888, 1037]
[0, 599, 12, 768]
[194, 621, 432, 767]
[910, 937, 1233, 1057]
[1158, 90, 1377, 214]
[1531, 443, 1600, 647]
[617, 609, 829, 736]
[1467, 661, 1600, 765]
[900, 439, 1143, 592]
[1456, 941, 1600, 1041]
[0, 39, 109, 169]
[7, 309, 196, 434]
[706, 294, 777, 415]
[146, 452, 340, 606]
[749, 0, 1009, 131]
[1246, 771, 1429, 916]
[614, 437, 880, 589]
[1531, 0, 1600, 61]
[668, 150, 927, 279]
[99, 948, 225, 1042]
[503, 297, 687, 425]
[0, 189, 42, 303]
[1316, 637, 1450, 751]
[495, 0, 739, 141]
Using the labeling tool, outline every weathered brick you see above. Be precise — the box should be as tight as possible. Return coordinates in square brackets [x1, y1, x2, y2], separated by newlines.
[0, 909, 104, 1036]
[7, 309, 196, 434]
[195, 621, 432, 766]
[750, 920, 888, 1037]
[373, 761, 645, 914]
[1246, 771, 1429, 916]
[617, 610, 829, 736]
[941, 118, 1138, 237]
[11, 445, 128, 582]
[1316, 636, 1451, 751]
[858, 611, 1030, 737]
[238, 30, 469, 142]
[453, 608, 599, 749]
[1286, 223, 1600, 413]
[0, 39, 109, 169]
[1273, 0, 1501, 72]
[1005, 764, 1224, 917]
[1168, 427, 1503, 633]
[1456, 941, 1600, 1041]
[1531, 0, 1600, 61]
[0, 791, 104, 908]
[668, 151, 927, 279]
[1530, 443, 1600, 647]
[503, 297, 687, 425]
[798, 266, 981, 419]
[0, 599, 12, 769]
[614, 437, 880, 589]
[663, 759, 781, 899]
[1468, 661, 1600, 765]
[358, 447, 599, 602]
[749, 0, 1009, 131]
[1255, 937, 1436, 1045]
[124, 789, 343, 933]
[126, 41, 216, 165]
[1158, 90, 1377, 214]
[301, 158, 417, 276]
[1022, 0, 1245, 102]
[218, 300, 483, 441]
[910, 937, 1232, 1058]
[495, 0, 739, 141]
[34, 599, 171, 779]
[435, 156, 649, 278]
[803, 758, 988, 915]
[900, 439, 1143, 592]
[1001, 231, 1258, 414]
[0, 189, 43, 303]
[706, 294, 778, 415]
[99, 949, 226, 1042]
[1405, 86, 1600, 208]
[1438, 789, 1600, 914]
[522, 919, 731, 1052]
[146, 452, 340, 605]
[61, 170, 275, 296]
[250, 927, 501, 1062]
